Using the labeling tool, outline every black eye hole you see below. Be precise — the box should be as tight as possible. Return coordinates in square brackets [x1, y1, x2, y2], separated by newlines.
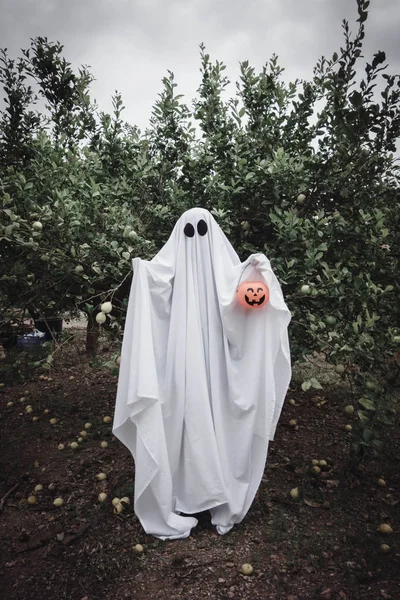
[197, 219, 208, 236]
[247, 287, 254, 293]
[257, 287, 263, 293]
[184, 223, 195, 237]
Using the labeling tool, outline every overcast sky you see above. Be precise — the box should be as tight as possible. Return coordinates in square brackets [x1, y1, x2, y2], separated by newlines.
[1, 0, 399, 131]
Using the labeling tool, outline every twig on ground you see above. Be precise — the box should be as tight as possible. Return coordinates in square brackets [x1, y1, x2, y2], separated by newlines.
[0, 483, 18, 512]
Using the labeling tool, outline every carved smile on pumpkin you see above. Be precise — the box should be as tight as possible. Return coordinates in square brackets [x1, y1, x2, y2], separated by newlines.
[244, 287, 266, 306]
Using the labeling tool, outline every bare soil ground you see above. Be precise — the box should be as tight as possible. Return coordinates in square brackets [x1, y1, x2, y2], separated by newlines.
[0, 328, 399, 600]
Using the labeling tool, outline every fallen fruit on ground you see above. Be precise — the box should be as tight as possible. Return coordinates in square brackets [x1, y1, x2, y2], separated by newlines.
[27, 495, 37, 505]
[240, 563, 253, 575]
[378, 478, 386, 487]
[380, 544, 391, 552]
[80, 430, 87, 438]
[34, 484, 43, 492]
[100, 441, 108, 448]
[53, 498, 64, 507]
[288, 399, 296, 405]
[77, 437, 83, 443]
[7, 401, 13, 407]
[96, 472, 107, 481]
[378, 524, 393, 534]
[32, 416, 39, 422]
[289, 419, 297, 427]
[344, 405, 355, 415]
[58, 444, 65, 450]
[312, 466, 321, 475]
[311, 459, 319, 466]
[84, 422, 92, 429]
[49, 418, 57, 425]
[70, 442, 79, 449]
[133, 544, 144, 553]
[120, 496, 130, 504]
[112, 498, 120, 506]
[103, 416, 112, 424]
[114, 502, 124, 514]
[290, 487, 299, 500]
[344, 424, 352, 432]
[98, 492, 108, 502]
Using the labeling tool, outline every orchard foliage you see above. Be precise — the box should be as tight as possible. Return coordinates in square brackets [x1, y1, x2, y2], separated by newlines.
[1, 0, 399, 454]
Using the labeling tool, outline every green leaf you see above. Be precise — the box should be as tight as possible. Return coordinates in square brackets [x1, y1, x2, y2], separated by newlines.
[358, 397, 376, 411]
[362, 428, 374, 443]
[350, 91, 363, 107]
[309, 378, 323, 390]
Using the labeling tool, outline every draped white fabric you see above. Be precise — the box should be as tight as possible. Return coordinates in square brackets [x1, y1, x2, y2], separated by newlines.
[113, 208, 291, 539]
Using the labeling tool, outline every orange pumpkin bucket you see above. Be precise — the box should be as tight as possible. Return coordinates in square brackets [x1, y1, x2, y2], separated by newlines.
[236, 281, 269, 309]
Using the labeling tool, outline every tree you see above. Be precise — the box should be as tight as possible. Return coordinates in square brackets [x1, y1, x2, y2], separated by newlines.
[1, 0, 399, 454]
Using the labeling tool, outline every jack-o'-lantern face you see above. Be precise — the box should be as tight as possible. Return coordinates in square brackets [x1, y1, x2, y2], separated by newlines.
[236, 281, 269, 310]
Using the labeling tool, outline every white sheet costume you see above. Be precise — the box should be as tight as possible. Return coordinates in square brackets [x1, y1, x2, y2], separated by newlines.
[113, 208, 291, 539]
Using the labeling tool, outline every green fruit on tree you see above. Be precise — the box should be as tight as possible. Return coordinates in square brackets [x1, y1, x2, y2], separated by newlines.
[32, 221, 43, 231]
[335, 364, 345, 374]
[296, 193, 306, 204]
[128, 230, 138, 241]
[75, 265, 84, 273]
[96, 312, 106, 324]
[326, 316, 336, 325]
[344, 405, 355, 415]
[101, 301, 112, 314]
[301, 284, 310, 294]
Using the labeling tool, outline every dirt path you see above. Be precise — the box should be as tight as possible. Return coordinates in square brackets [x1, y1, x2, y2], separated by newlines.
[0, 331, 399, 600]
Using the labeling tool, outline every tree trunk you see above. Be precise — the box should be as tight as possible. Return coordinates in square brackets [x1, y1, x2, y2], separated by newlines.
[86, 315, 100, 357]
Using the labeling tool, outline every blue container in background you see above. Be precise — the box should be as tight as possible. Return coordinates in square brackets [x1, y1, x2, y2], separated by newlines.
[16, 329, 46, 350]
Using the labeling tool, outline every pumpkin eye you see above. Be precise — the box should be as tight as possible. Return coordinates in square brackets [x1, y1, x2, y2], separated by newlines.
[247, 287, 254, 293]
[257, 287, 263, 293]
[184, 223, 195, 237]
[197, 219, 208, 236]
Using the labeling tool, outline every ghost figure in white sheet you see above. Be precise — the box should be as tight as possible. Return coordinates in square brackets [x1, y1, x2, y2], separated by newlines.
[113, 207, 291, 540]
